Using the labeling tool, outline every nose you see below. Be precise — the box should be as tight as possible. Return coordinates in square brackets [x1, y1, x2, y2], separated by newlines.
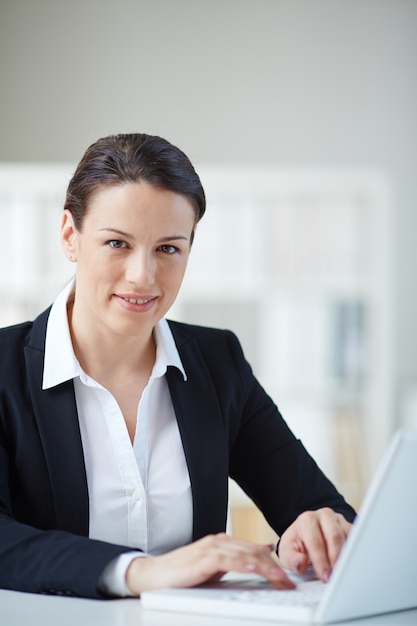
[125, 249, 156, 287]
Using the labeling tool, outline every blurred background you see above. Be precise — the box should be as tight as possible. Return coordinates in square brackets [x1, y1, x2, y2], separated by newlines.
[1, 0, 416, 543]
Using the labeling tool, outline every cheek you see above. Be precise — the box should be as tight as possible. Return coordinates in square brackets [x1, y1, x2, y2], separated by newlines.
[162, 255, 189, 275]
[161, 265, 184, 284]
[174, 259, 189, 281]
[161, 267, 187, 296]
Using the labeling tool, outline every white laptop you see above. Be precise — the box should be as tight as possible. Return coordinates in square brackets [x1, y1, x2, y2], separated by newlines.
[141, 429, 417, 623]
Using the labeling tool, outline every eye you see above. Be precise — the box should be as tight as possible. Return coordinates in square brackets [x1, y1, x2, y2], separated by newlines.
[106, 239, 128, 249]
[158, 244, 179, 255]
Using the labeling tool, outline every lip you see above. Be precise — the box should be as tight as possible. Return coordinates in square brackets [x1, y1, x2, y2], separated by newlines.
[114, 294, 158, 311]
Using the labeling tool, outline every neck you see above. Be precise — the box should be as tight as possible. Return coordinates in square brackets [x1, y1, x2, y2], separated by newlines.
[67, 302, 156, 384]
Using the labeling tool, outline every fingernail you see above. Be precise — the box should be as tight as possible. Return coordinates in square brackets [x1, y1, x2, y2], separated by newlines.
[322, 569, 331, 583]
[244, 563, 256, 572]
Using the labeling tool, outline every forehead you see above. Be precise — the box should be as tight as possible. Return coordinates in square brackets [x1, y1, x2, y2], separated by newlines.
[86, 182, 196, 219]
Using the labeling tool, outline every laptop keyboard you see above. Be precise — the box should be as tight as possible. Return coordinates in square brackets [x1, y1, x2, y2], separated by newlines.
[141, 571, 326, 622]
[211, 578, 324, 608]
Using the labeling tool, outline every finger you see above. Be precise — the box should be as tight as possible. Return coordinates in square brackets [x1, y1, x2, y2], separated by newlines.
[319, 512, 349, 568]
[248, 544, 297, 588]
[243, 560, 295, 590]
[206, 535, 295, 589]
[289, 538, 310, 575]
[291, 511, 332, 582]
[205, 571, 227, 584]
[278, 526, 311, 570]
[299, 509, 351, 582]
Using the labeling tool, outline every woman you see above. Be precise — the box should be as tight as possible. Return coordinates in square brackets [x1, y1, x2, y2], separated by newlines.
[0, 133, 355, 598]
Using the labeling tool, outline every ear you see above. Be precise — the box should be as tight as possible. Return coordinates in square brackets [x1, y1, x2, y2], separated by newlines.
[61, 209, 78, 262]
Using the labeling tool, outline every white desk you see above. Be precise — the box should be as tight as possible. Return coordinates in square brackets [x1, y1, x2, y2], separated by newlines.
[1, 590, 417, 626]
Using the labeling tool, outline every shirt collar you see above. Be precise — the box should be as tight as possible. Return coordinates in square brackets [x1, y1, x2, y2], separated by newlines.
[43, 278, 187, 390]
[153, 318, 187, 381]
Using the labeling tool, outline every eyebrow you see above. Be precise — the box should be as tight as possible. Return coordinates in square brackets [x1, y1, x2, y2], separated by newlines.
[98, 227, 190, 242]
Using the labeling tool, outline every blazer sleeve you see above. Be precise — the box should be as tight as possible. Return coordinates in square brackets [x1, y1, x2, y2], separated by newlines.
[0, 321, 139, 598]
[0, 493, 137, 598]
[222, 330, 357, 535]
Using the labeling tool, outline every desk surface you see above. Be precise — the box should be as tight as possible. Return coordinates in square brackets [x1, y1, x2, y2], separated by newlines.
[1, 590, 417, 626]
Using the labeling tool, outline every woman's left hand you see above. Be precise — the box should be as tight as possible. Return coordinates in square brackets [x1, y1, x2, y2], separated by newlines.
[277, 507, 353, 582]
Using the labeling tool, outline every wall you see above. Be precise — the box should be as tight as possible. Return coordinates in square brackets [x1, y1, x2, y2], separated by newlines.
[1, 0, 416, 432]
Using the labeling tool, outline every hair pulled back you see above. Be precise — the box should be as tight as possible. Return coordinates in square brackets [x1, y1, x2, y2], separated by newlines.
[64, 133, 206, 230]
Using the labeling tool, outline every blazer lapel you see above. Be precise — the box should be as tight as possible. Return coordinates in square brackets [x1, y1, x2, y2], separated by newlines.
[167, 325, 229, 540]
[24, 309, 89, 536]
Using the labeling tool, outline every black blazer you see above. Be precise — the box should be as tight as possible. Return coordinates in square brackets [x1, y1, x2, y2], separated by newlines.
[0, 308, 355, 598]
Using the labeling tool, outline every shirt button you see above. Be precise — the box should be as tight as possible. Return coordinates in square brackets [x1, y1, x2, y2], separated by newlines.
[132, 489, 141, 501]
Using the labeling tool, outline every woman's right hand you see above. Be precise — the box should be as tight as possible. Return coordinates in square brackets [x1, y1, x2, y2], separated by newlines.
[126, 533, 295, 595]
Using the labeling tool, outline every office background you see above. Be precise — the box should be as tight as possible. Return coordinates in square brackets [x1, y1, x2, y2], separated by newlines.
[1, 0, 416, 539]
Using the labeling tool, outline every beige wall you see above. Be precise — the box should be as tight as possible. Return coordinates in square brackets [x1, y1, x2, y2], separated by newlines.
[1, 0, 416, 423]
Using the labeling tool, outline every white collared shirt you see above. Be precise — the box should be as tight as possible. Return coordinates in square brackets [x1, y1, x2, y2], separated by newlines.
[43, 280, 193, 592]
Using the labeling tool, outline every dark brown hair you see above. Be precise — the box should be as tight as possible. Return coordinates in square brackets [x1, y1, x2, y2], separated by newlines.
[64, 133, 206, 231]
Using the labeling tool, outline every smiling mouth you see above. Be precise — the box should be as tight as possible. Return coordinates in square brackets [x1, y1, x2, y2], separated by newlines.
[122, 296, 153, 305]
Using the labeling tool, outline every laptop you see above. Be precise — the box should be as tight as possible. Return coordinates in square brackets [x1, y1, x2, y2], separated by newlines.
[141, 429, 417, 623]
